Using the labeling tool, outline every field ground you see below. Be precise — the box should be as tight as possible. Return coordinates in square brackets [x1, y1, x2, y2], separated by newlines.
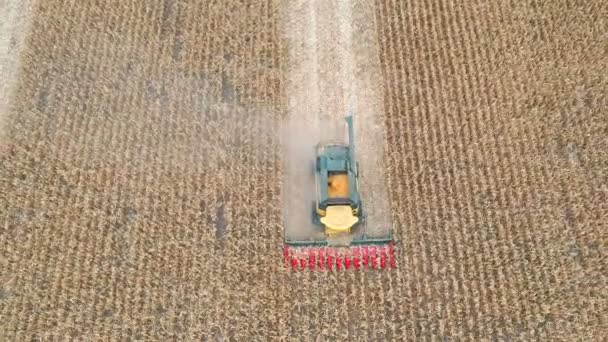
[1, 0, 607, 340]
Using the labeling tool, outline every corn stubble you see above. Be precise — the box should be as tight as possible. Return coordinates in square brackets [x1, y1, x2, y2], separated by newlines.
[0, 0, 607, 340]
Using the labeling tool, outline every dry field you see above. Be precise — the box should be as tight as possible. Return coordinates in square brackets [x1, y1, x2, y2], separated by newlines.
[1, 0, 607, 340]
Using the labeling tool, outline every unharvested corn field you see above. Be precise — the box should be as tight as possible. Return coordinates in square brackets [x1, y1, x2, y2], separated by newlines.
[1, 0, 607, 340]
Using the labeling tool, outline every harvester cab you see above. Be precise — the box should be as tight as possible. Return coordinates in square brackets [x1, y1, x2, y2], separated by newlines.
[282, 113, 395, 271]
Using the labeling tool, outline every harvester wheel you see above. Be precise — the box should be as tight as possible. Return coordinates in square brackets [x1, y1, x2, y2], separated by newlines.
[311, 201, 321, 226]
[358, 201, 367, 224]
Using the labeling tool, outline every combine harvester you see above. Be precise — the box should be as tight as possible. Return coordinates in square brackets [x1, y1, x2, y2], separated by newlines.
[282, 114, 394, 270]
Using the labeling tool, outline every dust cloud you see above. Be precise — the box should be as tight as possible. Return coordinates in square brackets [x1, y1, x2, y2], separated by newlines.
[279, 116, 324, 241]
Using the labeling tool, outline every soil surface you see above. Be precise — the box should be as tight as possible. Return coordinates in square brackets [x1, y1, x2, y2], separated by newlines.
[1, 0, 607, 340]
